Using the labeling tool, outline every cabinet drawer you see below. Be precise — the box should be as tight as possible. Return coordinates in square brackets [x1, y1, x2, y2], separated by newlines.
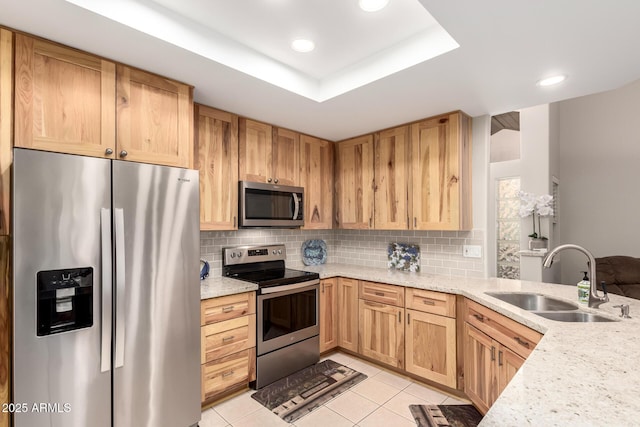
[464, 299, 542, 358]
[406, 288, 456, 317]
[201, 292, 255, 326]
[359, 281, 404, 306]
[201, 348, 256, 403]
[201, 314, 256, 363]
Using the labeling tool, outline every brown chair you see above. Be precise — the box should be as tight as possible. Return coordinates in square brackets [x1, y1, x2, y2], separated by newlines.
[596, 256, 640, 300]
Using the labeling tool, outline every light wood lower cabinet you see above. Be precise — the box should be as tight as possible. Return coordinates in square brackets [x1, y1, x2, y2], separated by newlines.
[405, 309, 457, 388]
[358, 282, 405, 369]
[200, 292, 256, 405]
[463, 299, 539, 414]
[0, 236, 10, 427]
[337, 278, 359, 352]
[320, 278, 338, 352]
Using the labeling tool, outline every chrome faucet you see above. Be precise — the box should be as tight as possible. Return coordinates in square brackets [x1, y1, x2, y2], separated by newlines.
[542, 244, 609, 308]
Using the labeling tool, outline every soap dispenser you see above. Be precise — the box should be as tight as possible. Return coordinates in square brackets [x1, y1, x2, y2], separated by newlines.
[577, 271, 590, 304]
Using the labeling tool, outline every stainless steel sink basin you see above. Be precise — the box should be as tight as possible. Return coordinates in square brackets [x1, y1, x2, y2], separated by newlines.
[533, 311, 617, 322]
[485, 292, 578, 311]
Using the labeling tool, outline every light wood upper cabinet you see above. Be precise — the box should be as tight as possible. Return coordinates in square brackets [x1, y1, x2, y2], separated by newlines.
[374, 126, 410, 230]
[195, 105, 238, 230]
[320, 278, 338, 353]
[14, 34, 116, 158]
[335, 134, 374, 229]
[238, 119, 299, 185]
[239, 118, 271, 183]
[271, 127, 299, 186]
[337, 277, 359, 352]
[300, 135, 333, 229]
[116, 65, 193, 168]
[411, 112, 472, 230]
[0, 29, 12, 236]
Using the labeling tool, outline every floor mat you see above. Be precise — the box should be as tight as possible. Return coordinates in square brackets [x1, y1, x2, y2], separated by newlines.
[410, 404, 483, 427]
[250, 359, 367, 423]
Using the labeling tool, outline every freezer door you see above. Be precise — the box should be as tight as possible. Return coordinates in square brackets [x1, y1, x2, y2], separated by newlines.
[13, 148, 112, 427]
[112, 161, 200, 427]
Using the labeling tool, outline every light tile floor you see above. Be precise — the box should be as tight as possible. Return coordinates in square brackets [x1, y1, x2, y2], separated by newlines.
[200, 351, 469, 427]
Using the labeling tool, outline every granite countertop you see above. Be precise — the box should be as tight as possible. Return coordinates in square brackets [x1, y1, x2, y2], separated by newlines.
[200, 263, 640, 425]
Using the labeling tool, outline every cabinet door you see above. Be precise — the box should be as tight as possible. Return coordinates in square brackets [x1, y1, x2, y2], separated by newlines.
[195, 105, 238, 230]
[116, 65, 193, 168]
[14, 34, 116, 158]
[239, 118, 272, 183]
[374, 126, 410, 229]
[497, 344, 524, 397]
[320, 278, 338, 353]
[272, 127, 299, 186]
[411, 112, 472, 230]
[358, 300, 404, 369]
[300, 135, 333, 229]
[0, 29, 12, 236]
[335, 135, 374, 229]
[406, 309, 457, 388]
[463, 323, 495, 415]
[337, 278, 358, 352]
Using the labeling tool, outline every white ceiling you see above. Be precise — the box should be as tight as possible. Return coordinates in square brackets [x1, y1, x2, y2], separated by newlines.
[2, 0, 640, 141]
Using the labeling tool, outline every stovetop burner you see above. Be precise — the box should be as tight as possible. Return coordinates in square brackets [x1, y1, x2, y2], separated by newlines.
[222, 244, 319, 288]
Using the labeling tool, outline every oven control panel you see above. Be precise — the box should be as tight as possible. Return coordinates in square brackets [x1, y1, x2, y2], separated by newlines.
[223, 244, 286, 266]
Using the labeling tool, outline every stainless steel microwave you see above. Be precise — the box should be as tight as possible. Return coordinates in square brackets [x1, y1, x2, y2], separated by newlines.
[239, 181, 304, 227]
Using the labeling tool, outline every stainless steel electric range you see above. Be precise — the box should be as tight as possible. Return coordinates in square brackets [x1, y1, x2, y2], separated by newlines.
[222, 244, 320, 389]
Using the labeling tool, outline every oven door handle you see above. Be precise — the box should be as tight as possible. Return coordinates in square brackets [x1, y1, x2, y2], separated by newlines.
[260, 279, 319, 294]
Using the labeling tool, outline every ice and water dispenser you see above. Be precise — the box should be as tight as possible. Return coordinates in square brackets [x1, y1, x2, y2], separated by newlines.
[36, 267, 94, 336]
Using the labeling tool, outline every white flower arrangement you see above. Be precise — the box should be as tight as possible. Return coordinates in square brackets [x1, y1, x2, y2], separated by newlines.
[518, 191, 554, 239]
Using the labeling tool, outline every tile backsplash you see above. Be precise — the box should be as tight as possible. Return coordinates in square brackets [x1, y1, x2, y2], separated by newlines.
[200, 229, 485, 278]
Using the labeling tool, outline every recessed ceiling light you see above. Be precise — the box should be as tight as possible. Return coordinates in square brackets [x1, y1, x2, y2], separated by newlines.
[537, 75, 567, 87]
[291, 39, 315, 53]
[359, 0, 389, 12]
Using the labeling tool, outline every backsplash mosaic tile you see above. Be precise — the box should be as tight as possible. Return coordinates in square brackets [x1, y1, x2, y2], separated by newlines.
[200, 229, 485, 278]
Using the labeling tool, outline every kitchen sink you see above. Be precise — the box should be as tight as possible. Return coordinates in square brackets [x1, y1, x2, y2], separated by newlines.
[485, 292, 578, 311]
[533, 311, 617, 322]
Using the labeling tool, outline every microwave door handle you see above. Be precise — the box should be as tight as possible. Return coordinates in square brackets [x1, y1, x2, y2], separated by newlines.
[292, 193, 300, 220]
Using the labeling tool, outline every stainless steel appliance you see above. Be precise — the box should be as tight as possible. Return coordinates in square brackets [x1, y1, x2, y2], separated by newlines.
[239, 181, 304, 228]
[13, 148, 201, 427]
[223, 244, 320, 388]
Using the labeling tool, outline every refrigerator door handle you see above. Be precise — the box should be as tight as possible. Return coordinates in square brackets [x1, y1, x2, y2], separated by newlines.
[115, 208, 126, 369]
[100, 208, 113, 373]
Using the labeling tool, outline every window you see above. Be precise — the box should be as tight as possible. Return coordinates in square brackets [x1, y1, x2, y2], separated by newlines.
[496, 177, 521, 279]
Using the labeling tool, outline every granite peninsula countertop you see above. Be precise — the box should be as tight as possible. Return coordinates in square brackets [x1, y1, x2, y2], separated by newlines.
[201, 263, 640, 426]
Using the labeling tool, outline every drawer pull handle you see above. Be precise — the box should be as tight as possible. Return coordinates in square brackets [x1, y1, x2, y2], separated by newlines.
[472, 313, 485, 322]
[375, 291, 385, 297]
[514, 336, 530, 348]
[222, 371, 234, 378]
[222, 336, 235, 343]
[498, 350, 504, 366]
[422, 299, 436, 306]
[222, 306, 234, 313]
[398, 311, 402, 323]
[490, 345, 496, 361]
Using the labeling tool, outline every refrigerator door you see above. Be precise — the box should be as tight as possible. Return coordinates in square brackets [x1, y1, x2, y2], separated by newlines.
[13, 148, 112, 427]
[112, 161, 200, 427]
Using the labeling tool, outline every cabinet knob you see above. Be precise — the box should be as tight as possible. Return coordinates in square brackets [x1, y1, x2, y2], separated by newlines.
[105, 148, 114, 155]
[274, 178, 279, 184]
[119, 150, 128, 158]
[267, 178, 272, 183]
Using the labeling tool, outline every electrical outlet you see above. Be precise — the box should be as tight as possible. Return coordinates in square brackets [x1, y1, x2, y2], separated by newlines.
[463, 245, 482, 258]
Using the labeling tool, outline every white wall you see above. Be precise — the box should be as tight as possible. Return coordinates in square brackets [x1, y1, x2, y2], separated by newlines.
[472, 115, 490, 276]
[556, 78, 640, 284]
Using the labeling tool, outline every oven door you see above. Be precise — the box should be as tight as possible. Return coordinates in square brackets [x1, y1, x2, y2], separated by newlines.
[256, 280, 319, 355]
[239, 181, 304, 227]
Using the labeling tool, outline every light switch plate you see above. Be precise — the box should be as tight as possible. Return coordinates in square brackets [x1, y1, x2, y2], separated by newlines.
[463, 245, 482, 258]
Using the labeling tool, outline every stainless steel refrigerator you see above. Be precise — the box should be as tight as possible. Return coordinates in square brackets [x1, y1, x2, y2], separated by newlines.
[12, 148, 201, 427]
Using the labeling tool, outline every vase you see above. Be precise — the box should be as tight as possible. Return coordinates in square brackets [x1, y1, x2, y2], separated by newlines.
[528, 238, 548, 250]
